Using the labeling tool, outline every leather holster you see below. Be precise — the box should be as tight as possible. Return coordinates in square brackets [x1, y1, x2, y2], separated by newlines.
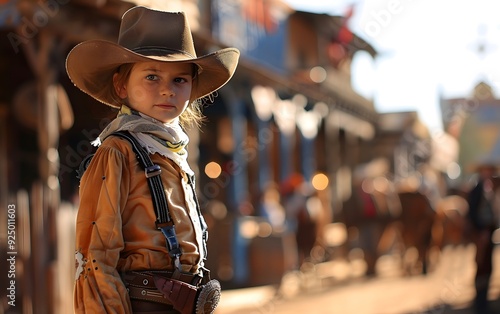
[153, 276, 221, 314]
[153, 276, 197, 314]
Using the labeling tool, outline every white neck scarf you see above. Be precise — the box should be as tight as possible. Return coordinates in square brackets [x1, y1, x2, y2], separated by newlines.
[92, 105, 194, 176]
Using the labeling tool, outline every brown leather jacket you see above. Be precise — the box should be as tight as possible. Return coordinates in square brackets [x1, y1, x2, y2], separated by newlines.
[74, 135, 205, 313]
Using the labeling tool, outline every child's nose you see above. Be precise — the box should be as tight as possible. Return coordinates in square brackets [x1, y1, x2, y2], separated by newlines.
[161, 82, 175, 96]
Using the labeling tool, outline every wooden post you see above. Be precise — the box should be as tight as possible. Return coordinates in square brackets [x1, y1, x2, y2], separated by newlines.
[0, 105, 7, 213]
[21, 27, 61, 313]
[18, 189, 33, 314]
[0, 104, 11, 312]
[325, 119, 341, 216]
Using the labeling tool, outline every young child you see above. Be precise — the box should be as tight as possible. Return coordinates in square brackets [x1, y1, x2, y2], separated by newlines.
[66, 6, 239, 314]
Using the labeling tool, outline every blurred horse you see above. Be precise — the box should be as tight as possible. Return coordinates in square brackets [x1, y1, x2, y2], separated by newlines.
[431, 195, 469, 249]
[376, 175, 439, 276]
[396, 190, 436, 275]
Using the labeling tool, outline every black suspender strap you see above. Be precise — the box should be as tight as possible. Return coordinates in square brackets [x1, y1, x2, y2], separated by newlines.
[187, 175, 209, 260]
[111, 131, 183, 270]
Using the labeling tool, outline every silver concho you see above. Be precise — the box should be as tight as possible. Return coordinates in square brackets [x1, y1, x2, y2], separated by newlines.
[195, 279, 221, 314]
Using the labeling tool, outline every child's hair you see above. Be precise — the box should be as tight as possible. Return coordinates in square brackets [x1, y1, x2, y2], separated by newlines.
[110, 62, 205, 128]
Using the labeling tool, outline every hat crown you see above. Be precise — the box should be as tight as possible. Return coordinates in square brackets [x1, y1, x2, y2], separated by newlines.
[118, 7, 197, 57]
[66, 6, 240, 108]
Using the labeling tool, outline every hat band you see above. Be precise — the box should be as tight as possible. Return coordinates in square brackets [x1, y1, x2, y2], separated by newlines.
[132, 46, 197, 59]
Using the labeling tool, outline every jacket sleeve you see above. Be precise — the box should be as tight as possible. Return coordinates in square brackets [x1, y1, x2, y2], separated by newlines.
[74, 144, 132, 314]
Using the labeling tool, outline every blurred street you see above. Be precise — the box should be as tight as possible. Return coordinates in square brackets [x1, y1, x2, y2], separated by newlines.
[4, 1, 500, 314]
[216, 245, 500, 314]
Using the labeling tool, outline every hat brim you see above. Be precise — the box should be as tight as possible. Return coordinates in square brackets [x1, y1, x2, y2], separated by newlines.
[66, 40, 239, 107]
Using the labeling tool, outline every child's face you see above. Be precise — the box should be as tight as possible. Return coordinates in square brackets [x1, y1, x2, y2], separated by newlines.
[114, 61, 193, 123]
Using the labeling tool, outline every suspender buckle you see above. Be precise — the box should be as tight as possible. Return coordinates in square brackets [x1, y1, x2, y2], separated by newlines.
[174, 255, 182, 271]
[145, 164, 162, 178]
[157, 222, 183, 271]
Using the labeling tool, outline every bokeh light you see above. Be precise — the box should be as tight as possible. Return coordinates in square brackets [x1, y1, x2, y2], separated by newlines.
[205, 161, 222, 179]
[312, 172, 329, 190]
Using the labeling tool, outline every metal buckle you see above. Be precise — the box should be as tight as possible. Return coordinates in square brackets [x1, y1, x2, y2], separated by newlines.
[174, 255, 182, 272]
[145, 165, 161, 178]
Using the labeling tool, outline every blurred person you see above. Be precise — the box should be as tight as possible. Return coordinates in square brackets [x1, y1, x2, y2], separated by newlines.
[348, 159, 397, 276]
[296, 193, 322, 264]
[356, 177, 381, 275]
[281, 173, 318, 269]
[355, 176, 394, 276]
[466, 163, 500, 314]
[66, 7, 239, 314]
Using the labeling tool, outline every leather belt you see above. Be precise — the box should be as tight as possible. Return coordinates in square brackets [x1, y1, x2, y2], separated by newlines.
[123, 270, 203, 287]
[121, 271, 202, 305]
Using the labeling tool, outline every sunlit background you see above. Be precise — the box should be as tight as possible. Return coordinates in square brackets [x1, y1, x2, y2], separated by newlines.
[2, 0, 500, 313]
[287, 0, 500, 131]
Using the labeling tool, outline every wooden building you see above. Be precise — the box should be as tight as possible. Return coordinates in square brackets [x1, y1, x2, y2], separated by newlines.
[1, 0, 379, 312]
[440, 81, 500, 177]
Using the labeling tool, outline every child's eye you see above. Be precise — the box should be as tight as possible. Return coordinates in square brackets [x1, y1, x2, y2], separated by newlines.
[146, 74, 158, 81]
[174, 77, 188, 83]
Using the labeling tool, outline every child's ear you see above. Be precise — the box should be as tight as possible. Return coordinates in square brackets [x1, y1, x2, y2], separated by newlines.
[113, 73, 127, 99]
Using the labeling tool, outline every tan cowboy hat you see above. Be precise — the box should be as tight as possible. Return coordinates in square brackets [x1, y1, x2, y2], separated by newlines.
[66, 6, 240, 107]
